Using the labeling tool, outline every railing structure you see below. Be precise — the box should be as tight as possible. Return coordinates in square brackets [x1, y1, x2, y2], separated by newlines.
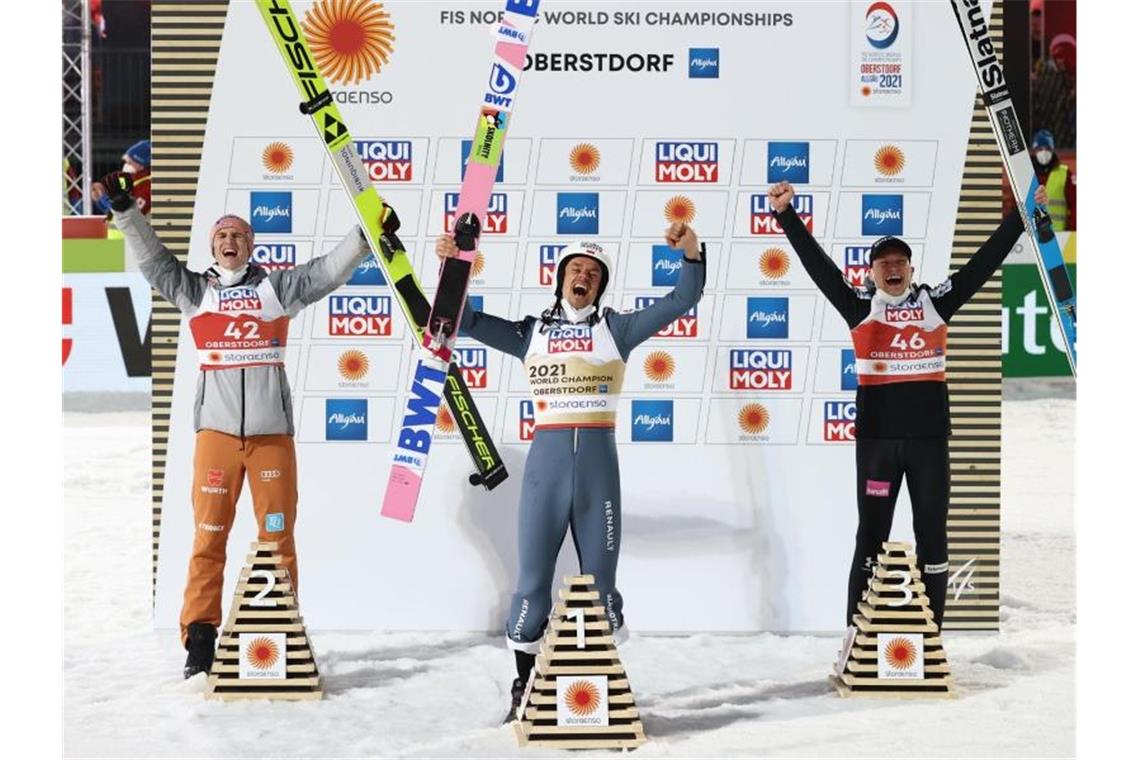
[62, 0, 93, 215]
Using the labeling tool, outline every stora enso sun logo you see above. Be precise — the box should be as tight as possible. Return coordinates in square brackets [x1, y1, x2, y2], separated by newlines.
[664, 195, 696, 225]
[759, 247, 791, 280]
[569, 143, 601, 175]
[303, 0, 396, 85]
[643, 350, 676, 382]
[874, 144, 906, 177]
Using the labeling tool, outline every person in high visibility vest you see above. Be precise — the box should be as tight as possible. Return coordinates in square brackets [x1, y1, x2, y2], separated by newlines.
[1031, 129, 1076, 231]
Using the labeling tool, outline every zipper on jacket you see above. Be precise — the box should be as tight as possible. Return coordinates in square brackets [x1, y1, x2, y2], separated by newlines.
[573, 426, 579, 453]
[240, 367, 246, 446]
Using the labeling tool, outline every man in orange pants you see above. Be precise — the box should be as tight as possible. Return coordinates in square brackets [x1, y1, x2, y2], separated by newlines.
[184, 432, 299, 638]
[103, 170, 372, 677]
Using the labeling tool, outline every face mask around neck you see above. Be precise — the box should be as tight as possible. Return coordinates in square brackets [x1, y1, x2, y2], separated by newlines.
[214, 264, 248, 287]
[559, 298, 597, 324]
[873, 286, 912, 307]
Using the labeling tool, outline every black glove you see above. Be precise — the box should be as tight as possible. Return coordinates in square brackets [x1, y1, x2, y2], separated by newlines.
[99, 171, 135, 213]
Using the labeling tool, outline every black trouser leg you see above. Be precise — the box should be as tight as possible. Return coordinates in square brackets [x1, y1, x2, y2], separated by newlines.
[904, 437, 951, 628]
[514, 650, 535, 682]
[848, 438, 905, 624]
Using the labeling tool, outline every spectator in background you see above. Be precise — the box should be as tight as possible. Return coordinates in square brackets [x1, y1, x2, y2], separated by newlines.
[1030, 24, 1076, 151]
[92, 140, 152, 224]
[1031, 129, 1076, 231]
[1030, 0, 1045, 66]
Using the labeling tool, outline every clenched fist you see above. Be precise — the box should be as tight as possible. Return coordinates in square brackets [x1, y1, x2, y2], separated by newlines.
[665, 222, 701, 261]
[768, 181, 794, 214]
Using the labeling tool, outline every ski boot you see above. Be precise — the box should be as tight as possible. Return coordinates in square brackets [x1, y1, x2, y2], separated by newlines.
[182, 622, 217, 679]
[503, 677, 528, 724]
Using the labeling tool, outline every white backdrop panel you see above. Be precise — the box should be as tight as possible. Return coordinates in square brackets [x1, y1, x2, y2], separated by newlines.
[155, 0, 983, 632]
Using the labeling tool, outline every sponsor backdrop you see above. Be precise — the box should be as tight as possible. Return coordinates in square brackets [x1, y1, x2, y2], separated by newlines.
[154, 0, 990, 631]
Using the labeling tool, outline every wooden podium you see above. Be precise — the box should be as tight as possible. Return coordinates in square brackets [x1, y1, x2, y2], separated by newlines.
[205, 541, 322, 701]
[832, 541, 956, 699]
[514, 574, 646, 749]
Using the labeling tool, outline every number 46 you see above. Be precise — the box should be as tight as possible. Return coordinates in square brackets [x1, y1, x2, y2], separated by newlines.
[889, 332, 925, 351]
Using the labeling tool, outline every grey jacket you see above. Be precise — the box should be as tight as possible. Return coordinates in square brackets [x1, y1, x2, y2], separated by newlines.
[114, 206, 370, 437]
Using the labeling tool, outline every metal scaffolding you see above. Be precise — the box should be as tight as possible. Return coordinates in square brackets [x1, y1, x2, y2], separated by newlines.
[62, 0, 92, 215]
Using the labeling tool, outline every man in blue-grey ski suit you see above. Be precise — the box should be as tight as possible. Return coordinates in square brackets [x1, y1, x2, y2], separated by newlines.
[435, 222, 706, 722]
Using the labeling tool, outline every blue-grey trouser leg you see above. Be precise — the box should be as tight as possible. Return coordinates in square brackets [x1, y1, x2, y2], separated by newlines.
[505, 428, 624, 652]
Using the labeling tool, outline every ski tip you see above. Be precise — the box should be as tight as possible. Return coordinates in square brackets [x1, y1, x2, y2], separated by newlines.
[381, 467, 422, 523]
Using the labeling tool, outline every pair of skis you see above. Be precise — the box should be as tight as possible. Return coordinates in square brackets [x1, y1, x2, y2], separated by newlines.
[383, 0, 541, 521]
[256, 0, 512, 506]
[949, 0, 1077, 375]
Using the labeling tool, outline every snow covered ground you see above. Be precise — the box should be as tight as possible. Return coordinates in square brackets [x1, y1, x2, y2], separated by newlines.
[63, 386, 1075, 758]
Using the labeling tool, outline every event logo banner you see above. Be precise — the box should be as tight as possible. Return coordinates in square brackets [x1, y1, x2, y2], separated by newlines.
[851, 0, 913, 106]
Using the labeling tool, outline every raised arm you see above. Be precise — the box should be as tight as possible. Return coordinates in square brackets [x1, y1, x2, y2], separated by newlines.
[770, 181, 863, 328]
[933, 209, 1028, 321]
[606, 223, 706, 358]
[270, 226, 370, 317]
[106, 173, 206, 314]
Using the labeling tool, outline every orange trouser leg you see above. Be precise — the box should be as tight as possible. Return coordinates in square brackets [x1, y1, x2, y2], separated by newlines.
[180, 431, 245, 643]
[243, 435, 300, 595]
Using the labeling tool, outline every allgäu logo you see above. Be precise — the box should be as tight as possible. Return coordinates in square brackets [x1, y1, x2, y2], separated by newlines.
[325, 398, 368, 441]
[688, 48, 719, 79]
[556, 192, 599, 235]
[861, 194, 903, 235]
[249, 191, 292, 234]
[631, 399, 674, 442]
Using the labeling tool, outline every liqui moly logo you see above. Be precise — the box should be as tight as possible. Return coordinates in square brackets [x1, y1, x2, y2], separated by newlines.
[651, 245, 683, 286]
[844, 246, 872, 287]
[767, 141, 810, 183]
[355, 140, 413, 182]
[654, 141, 719, 183]
[519, 399, 535, 440]
[547, 325, 593, 353]
[634, 296, 698, 338]
[218, 287, 261, 312]
[824, 400, 856, 441]
[328, 295, 392, 336]
[445, 192, 507, 234]
[538, 244, 563, 286]
[251, 243, 296, 271]
[631, 399, 674, 441]
[861, 194, 904, 235]
[751, 193, 813, 234]
[729, 349, 793, 390]
[454, 347, 488, 388]
[885, 304, 924, 322]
